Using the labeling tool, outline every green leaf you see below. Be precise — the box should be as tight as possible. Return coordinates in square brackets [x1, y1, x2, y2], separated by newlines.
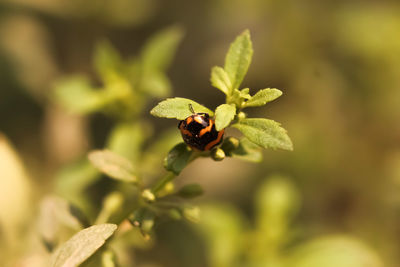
[177, 184, 204, 198]
[141, 26, 184, 72]
[106, 122, 149, 164]
[215, 104, 236, 131]
[233, 118, 293, 151]
[140, 71, 171, 97]
[51, 224, 117, 267]
[224, 30, 253, 90]
[53, 76, 106, 114]
[164, 143, 193, 175]
[93, 40, 121, 80]
[244, 88, 282, 107]
[150, 97, 213, 120]
[88, 150, 138, 183]
[255, 176, 300, 234]
[230, 138, 263, 162]
[195, 203, 246, 267]
[287, 236, 384, 267]
[210, 66, 232, 95]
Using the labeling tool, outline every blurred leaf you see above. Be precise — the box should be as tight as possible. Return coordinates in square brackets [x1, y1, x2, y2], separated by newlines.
[182, 206, 201, 223]
[55, 159, 100, 218]
[101, 250, 117, 267]
[287, 236, 384, 267]
[106, 122, 149, 163]
[196, 203, 246, 267]
[244, 88, 282, 107]
[141, 71, 171, 97]
[88, 150, 138, 183]
[51, 224, 118, 267]
[224, 29, 253, 90]
[53, 76, 106, 114]
[0, 134, 32, 249]
[177, 184, 204, 198]
[164, 142, 193, 175]
[38, 196, 83, 251]
[140, 128, 182, 176]
[210, 66, 232, 95]
[93, 40, 121, 81]
[233, 118, 293, 151]
[150, 97, 213, 120]
[255, 176, 300, 235]
[230, 138, 262, 162]
[215, 104, 236, 131]
[141, 26, 184, 72]
[95, 192, 124, 224]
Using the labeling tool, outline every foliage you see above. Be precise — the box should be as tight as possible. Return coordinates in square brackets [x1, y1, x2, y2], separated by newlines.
[39, 29, 295, 266]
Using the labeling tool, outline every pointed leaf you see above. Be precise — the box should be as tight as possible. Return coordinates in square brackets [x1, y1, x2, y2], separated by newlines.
[88, 150, 138, 183]
[150, 97, 213, 120]
[215, 104, 236, 131]
[142, 26, 184, 71]
[244, 88, 282, 107]
[51, 224, 117, 267]
[224, 30, 253, 90]
[164, 143, 193, 175]
[210, 66, 232, 95]
[233, 118, 293, 150]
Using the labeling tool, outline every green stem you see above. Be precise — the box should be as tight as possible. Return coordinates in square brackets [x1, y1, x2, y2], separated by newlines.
[152, 172, 176, 194]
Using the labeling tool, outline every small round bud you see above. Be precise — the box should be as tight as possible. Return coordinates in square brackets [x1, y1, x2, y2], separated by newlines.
[211, 148, 225, 161]
[237, 111, 246, 120]
[221, 137, 240, 156]
[141, 189, 156, 203]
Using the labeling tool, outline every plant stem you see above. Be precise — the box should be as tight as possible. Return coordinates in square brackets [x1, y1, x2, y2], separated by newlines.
[152, 172, 176, 194]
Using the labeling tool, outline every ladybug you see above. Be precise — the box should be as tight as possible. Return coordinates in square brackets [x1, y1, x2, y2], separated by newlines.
[178, 104, 224, 151]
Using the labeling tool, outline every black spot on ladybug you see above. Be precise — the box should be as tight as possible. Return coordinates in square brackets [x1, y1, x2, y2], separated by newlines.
[178, 113, 224, 151]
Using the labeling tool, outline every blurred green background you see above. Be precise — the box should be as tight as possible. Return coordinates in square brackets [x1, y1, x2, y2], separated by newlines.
[1, 0, 400, 266]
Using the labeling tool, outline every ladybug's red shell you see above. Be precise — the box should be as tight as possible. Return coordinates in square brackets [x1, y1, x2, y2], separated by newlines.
[178, 113, 224, 151]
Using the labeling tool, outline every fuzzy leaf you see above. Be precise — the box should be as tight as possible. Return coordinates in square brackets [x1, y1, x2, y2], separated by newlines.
[88, 150, 138, 183]
[224, 30, 253, 90]
[210, 66, 232, 95]
[164, 143, 193, 175]
[150, 97, 213, 120]
[141, 26, 184, 72]
[233, 118, 293, 151]
[51, 224, 117, 267]
[215, 104, 236, 131]
[244, 88, 282, 107]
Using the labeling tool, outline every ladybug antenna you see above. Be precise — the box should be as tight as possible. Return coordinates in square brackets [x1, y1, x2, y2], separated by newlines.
[189, 103, 195, 114]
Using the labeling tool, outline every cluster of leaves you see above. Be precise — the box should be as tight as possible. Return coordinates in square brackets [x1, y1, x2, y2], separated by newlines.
[46, 29, 293, 266]
[151, 30, 293, 174]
